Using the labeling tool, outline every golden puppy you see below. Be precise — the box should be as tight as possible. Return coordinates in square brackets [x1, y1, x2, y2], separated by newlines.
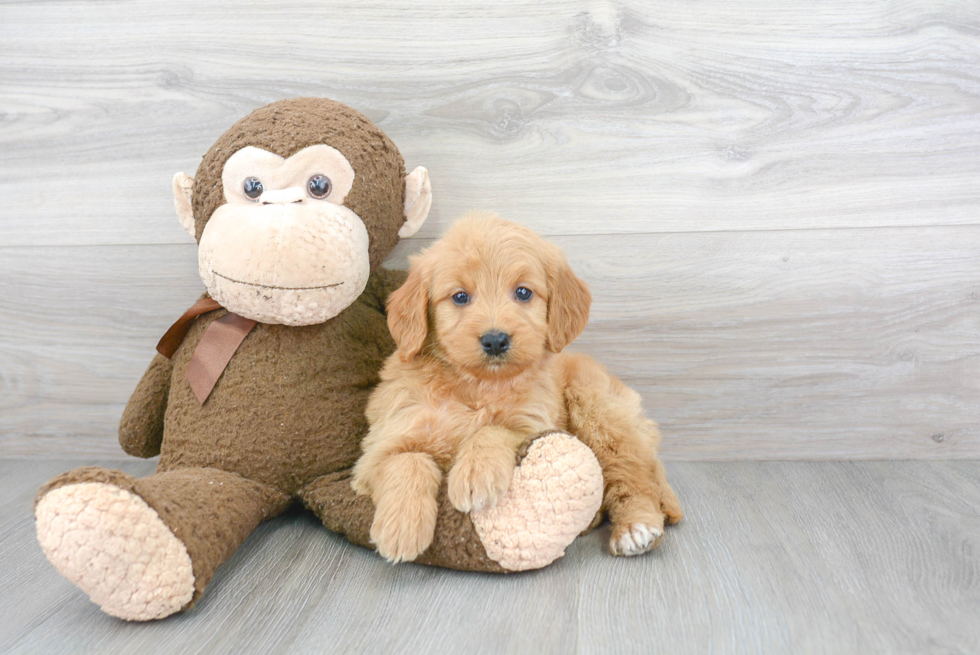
[352, 212, 682, 563]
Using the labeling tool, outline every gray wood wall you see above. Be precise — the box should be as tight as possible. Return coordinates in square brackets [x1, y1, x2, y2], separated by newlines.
[1, 0, 978, 459]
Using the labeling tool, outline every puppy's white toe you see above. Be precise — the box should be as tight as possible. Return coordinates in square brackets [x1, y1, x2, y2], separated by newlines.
[610, 523, 664, 556]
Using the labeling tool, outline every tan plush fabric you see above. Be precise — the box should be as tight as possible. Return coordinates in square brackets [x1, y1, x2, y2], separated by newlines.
[173, 172, 195, 238]
[198, 200, 371, 326]
[201, 143, 370, 326]
[471, 432, 603, 571]
[35, 482, 194, 621]
[35, 464, 293, 609]
[221, 145, 356, 206]
[399, 166, 431, 238]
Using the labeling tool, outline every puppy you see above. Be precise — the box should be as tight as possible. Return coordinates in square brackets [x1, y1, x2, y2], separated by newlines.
[352, 212, 683, 563]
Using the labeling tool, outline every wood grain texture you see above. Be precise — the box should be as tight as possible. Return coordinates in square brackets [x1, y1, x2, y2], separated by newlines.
[1, 0, 979, 460]
[1, 226, 977, 459]
[1, 0, 979, 246]
[2, 459, 978, 654]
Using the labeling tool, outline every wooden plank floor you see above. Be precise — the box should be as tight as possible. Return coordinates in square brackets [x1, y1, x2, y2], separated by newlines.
[2, 460, 978, 654]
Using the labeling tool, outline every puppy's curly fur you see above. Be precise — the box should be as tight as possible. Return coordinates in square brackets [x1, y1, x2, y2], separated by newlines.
[352, 212, 682, 563]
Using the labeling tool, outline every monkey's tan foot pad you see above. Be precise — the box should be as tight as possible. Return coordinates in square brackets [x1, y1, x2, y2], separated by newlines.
[471, 432, 603, 571]
[35, 482, 194, 621]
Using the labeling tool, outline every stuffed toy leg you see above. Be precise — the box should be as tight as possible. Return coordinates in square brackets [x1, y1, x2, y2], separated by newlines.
[35, 431, 601, 620]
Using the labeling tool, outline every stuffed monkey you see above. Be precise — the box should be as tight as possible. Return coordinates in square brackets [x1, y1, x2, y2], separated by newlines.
[33, 98, 604, 621]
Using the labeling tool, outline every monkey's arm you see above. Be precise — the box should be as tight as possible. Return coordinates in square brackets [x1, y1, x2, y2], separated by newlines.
[118, 353, 173, 458]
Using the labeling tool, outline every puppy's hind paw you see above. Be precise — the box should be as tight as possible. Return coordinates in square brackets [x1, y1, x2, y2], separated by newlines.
[610, 522, 664, 556]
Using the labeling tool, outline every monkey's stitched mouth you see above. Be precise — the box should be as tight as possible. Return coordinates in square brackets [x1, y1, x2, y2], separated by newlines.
[214, 271, 344, 291]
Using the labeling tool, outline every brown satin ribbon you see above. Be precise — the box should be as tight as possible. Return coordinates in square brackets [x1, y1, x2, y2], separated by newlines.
[156, 297, 257, 405]
[185, 312, 257, 404]
[156, 297, 223, 358]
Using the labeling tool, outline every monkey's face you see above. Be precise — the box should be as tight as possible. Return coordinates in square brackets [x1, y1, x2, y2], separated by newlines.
[196, 145, 370, 326]
[172, 98, 432, 326]
[199, 144, 371, 325]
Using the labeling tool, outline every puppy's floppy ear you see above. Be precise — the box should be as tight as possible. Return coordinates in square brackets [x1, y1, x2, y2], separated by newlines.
[386, 262, 429, 361]
[546, 249, 592, 353]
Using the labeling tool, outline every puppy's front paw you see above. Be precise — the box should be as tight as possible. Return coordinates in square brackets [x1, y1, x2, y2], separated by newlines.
[370, 495, 437, 564]
[448, 455, 513, 513]
[610, 522, 665, 556]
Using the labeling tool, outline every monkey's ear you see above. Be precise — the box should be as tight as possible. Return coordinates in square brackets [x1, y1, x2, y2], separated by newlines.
[173, 172, 196, 239]
[546, 251, 592, 353]
[399, 166, 432, 238]
[386, 263, 429, 361]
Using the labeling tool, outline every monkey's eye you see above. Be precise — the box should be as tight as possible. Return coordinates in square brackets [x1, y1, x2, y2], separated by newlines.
[307, 174, 332, 199]
[243, 177, 264, 201]
[515, 287, 533, 302]
[452, 291, 470, 306]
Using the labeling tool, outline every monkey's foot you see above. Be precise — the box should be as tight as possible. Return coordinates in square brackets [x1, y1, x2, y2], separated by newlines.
[470, 432, 603, 571]
[35, 482, 194, 621]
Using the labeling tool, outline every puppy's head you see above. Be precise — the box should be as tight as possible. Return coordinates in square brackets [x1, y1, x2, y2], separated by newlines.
[387, 212, 591, 378]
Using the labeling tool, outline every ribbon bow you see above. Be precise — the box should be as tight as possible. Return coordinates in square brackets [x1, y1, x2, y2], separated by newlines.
[156, 297, 257, 404]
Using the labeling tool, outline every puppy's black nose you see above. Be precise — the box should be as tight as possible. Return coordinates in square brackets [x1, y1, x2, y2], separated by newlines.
[481, 331, 510, 357]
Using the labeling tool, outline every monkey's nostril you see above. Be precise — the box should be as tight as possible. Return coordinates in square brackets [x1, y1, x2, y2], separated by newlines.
[481, 331, 511, 357]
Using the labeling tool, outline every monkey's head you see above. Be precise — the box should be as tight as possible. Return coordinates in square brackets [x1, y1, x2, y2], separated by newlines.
[172, 97, 431, 326]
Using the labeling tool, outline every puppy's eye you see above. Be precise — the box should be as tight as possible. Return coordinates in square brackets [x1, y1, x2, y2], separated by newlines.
[451, 291, 470, 306]
[515, 287, 533, 302]
[243, 177, 264, 200]
[307, 174, 332, 199]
